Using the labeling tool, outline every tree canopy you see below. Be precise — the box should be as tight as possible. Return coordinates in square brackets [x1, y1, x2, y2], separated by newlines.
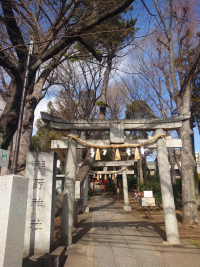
[125, 100, 155, 120]
[0, 0, 136, 150]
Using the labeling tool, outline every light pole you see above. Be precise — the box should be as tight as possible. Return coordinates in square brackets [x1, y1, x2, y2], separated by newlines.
[11, 41, 34, 174]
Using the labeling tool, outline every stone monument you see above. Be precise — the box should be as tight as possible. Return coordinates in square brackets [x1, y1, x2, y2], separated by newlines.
[23, 151, 57, 255]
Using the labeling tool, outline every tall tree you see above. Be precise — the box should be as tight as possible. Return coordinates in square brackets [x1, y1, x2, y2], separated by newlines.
[125, 0, 200, 224]
[129, 0, 200, 225]
[0, 0, 136, 171]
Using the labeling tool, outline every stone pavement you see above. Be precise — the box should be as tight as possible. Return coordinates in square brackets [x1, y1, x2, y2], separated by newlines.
[65, 195, 200, 267]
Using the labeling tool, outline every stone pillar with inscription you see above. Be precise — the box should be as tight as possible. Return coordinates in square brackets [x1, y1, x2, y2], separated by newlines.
[23, 151, 57, 255]
[122, 168, 132, 211]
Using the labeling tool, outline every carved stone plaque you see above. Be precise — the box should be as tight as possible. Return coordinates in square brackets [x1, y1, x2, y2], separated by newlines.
[110, 121, 124, 143]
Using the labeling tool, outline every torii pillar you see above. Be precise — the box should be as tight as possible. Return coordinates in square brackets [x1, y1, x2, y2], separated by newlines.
[156, 129, 180, 245]
[60, 129, 78, 247]
[122, 167, 132, 211]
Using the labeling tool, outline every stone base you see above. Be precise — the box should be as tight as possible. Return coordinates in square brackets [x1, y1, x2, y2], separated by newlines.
[123, 205, 132, 212]
[23, 246, 66, 267]
[163, 241, 181, 246]
[81, 206, 89, 213]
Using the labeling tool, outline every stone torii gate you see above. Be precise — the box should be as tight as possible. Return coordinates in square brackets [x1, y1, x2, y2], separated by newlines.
[85, 160, 136, 211]
[41, 112, 190, 247]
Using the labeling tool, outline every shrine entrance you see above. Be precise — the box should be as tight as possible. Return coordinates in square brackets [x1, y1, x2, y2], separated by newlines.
[41, 111, 190, 248]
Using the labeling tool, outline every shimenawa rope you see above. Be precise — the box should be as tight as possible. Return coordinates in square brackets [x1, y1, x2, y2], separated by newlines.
[67, 133, 166, 149]
[89, 168, 127, 175]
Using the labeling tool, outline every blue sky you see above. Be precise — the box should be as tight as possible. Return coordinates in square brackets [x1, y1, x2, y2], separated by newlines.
[194, 127, 200, 152]
[33, 0, 200, 153]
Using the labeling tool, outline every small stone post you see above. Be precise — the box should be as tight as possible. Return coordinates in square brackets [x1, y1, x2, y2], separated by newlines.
[122, 167, 131, 211]
[60, 129, 78, 247]
[155, 129, 180, 244]
[82, 175, 89, 213]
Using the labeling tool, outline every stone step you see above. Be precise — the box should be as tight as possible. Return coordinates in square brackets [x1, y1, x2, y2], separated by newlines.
[23, 246, 66, 267]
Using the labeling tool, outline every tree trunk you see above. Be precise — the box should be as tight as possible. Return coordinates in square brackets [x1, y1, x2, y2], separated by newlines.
[180, 119, 199, 225]
[11, 94, 39, 173]
[0, 77, 23, 149]
[177, 83, 200, 225]
[191, 128, 200, 206]
[101, 51, 114, 104]
[11, 56, 61, 173]
[137, 158, 143, 184]
[168, 148, 176, 184]
[173, 148, 182, 177]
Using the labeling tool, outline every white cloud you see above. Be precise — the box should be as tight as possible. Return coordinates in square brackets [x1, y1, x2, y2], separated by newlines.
[33, 97, 56, 135]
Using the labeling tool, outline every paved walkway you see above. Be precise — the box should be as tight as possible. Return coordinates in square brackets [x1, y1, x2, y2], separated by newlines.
[65, 195, 200, 267]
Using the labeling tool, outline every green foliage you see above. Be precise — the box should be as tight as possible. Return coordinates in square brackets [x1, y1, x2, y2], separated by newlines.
[31, 118, 61, 151]
[100, 148, 113, 161]
[120, 147, 136, 160]
[30, 101, 66, 172]
[92, 15, 138, 49]
[127, 175, 137, 189]
[125, 100, 155, 120]
[137, 174, 162, 206]
[73, 3, 138, 60]
[137, 180, 146, 193]
[30, 101, 62, 151]
[88, 188, 93, 199]
[30, 135, 41, 151]
[147, 174, 162, 206]
[125, 100, 154, 138]
[56, 211, 62, 218]
[47, 101, 56, 115]
[186, 239, 200, 249]
[106, 180, 117, 195]
[137, 174, 183, 207]
[95, 101, 110, 108]
[172, 179, 182, 203]
[89, 3, 138, 49]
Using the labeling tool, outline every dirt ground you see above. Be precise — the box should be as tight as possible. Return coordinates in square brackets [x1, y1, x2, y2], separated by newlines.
[126, 193, 200, 249]
[54, 193, 200, 249]
[54, 216, 62, 249]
